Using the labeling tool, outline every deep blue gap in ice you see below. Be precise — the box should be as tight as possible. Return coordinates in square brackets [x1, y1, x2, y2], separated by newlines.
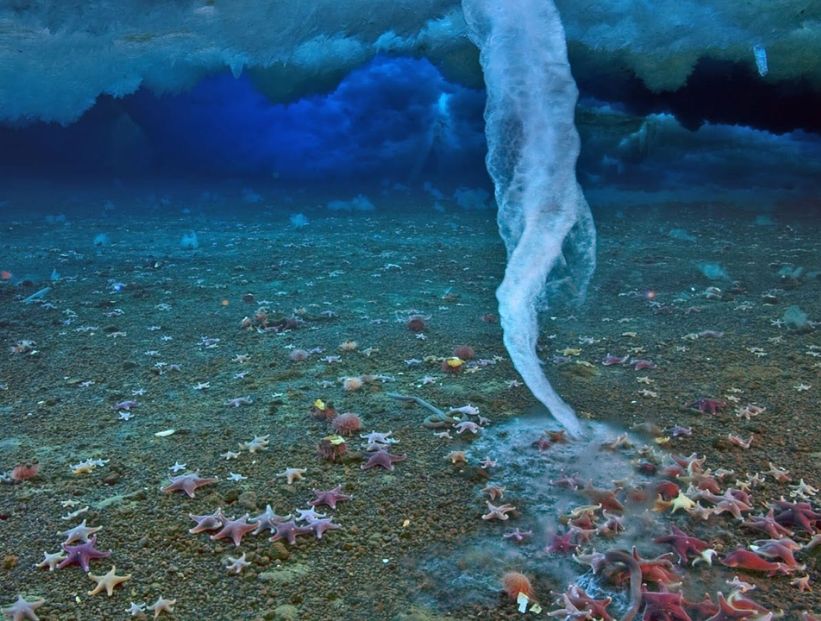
[0, 55, 819, 201]
[0, 57, 487, 187]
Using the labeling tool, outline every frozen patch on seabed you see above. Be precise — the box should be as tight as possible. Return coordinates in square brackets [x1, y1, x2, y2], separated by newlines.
[412, 413, 659, 616]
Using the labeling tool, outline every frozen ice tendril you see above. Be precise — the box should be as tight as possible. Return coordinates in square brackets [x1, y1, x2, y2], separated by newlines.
[463, 0, 596, 437]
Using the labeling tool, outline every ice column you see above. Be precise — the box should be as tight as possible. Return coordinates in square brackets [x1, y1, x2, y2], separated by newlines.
[463, 0, 596, 437]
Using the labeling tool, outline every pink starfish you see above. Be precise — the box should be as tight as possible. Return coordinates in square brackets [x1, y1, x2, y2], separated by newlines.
[162, 472, 218, 498]
[307, 517, 342, 539]
[58, 535, 111, 572]
[210, 514, 256, 547]
[269, 520, 312, 545]
[309, 485, 351, 509]
[741, 508, 794, 538]
[188, 508, 225, 534]
[361, 449, 406, 471]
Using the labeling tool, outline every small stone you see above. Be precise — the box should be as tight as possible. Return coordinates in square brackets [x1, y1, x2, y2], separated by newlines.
[273, 604, 300, 621]
[238, 491, 258, 511]
[269, 543, 289, 561]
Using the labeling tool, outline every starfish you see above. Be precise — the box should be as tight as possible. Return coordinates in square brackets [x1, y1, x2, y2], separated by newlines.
[502, 528, 532, 543]
[309, 485, 352, 509]
[250, 505, 290, 535]
[269, 520, 312, 545]
[666, 425, 693, 438]
[209, 515, 256, 547]
[582, 483, 624, 512]
[277, 467, 306, 484]
[482, 485, 505, 501]
[308, 517, 342, 539]
[240, 435, 270, 453]
[361, 450, 407, 471]
[60, 519, 102, 545]
[546, 530, 577, 554]
[629, 547, 679, 586]
[655, 525, 709, 564]
[772, 499, 821, 533]
[295, 507, 327, 523]
[454, 421, 481, 434]
[481, 501, 516, 521]
[35, 551, 66, 571]
[127, 602, 146, 616]
[148, 596, 176, 619]
[564, 585, 613, 620]
[688, 398, 727, 415]
[750, 538, 804, 569]
[225, 553, 250, 574]
[1, 595, 45, 621]
[87, 566, 131, 596]
[640, 587, 690, 621]
[58, 535, 111, 572]
[709, 592, 762, 619]
[360, 430, 398, 451]
[161, 472, 217, 498]
[721, 548, 790, 576]
[741, 508, 794, 539]
[188, 508, 225, 534]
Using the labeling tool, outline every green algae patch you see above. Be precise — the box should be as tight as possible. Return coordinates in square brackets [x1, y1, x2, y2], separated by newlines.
[257, 562, 310, 586]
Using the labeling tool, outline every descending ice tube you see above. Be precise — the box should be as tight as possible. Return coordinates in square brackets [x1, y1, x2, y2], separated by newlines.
[463, 0, 596, 437]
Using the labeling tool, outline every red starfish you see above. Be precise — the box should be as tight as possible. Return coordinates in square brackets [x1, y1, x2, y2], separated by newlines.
[684, 593, 718, 618]
[721, 548, 790, 576]
[705, 592, 768, 620]
[655, 525, 710, 564]
[631, 547, 679, 585]
[546, 529, 577, 554]
[582, 482, 624, 512]
[565, 585, 613, 620]
[641, 586, 692, 621]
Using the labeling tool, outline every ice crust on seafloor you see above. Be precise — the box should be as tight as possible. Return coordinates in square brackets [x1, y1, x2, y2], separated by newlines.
[464, 0, 595, 437]
[1, 1, 819, 124]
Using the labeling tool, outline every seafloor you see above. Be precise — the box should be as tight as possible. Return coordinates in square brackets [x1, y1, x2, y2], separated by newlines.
[1, 200, 819, 620]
